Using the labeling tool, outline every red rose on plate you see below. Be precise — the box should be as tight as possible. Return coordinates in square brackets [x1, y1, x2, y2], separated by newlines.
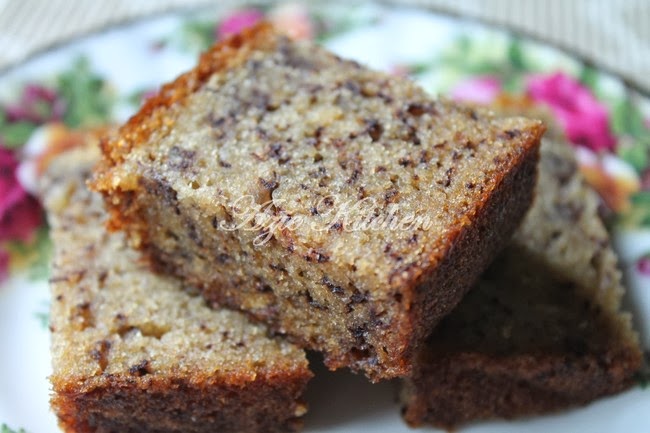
[0, 249, 8, 283]
[0, 147, 42, 245]
[526, 72, 616, 152]
[637, 255, 650, 277]
[4, 84, 64, 124]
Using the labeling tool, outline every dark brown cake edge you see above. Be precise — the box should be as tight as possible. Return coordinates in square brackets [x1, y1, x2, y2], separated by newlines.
[400, 346, 642, 429]
[51, 367, 313, 433]
[377, 122, 545, 379]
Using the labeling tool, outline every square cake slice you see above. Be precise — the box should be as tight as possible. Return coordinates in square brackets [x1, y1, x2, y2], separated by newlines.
[92, 23, 544, 379]
[400, 138, 643, 429]
[44, 135, 312, 433]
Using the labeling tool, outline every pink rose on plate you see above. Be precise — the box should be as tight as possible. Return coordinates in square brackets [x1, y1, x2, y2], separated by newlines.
[450, 76, 501, 105]
[0, 147, 42, 245]
[4, 84, 64, 124]
[526, 72, 616, 152]
[637, 255, 650, 276]
[217, 8, 264, 40]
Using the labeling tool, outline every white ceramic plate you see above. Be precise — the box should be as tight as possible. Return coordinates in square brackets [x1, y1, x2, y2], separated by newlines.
[1, 2, 648, 432]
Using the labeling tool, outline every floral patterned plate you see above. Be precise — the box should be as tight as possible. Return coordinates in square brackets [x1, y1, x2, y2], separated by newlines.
[1, 2, 648, 432]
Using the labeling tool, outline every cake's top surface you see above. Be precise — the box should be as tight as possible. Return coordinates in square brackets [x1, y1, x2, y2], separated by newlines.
[43, 137, 309, 389]
[93, 23, 544, 290]
[428, 138, 640, 356]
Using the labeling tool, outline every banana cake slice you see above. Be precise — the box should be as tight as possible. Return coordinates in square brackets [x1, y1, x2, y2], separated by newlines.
[43, 137, 312, 433]
[400, 138, 643, 429]
[92, 23, 544, 379]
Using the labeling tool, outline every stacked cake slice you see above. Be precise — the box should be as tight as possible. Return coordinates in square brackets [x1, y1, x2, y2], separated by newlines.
[43, 138, 312, 433]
